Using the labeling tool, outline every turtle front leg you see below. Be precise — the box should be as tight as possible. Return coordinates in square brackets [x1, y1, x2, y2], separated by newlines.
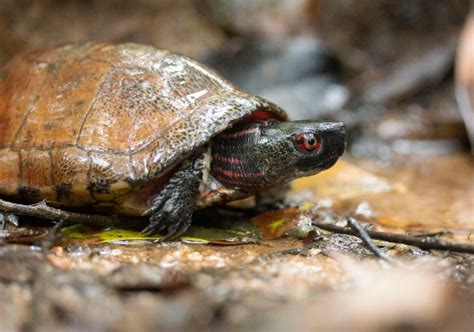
[142, 155, 204, 240]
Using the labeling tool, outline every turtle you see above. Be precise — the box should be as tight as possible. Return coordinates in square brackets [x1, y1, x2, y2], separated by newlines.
[0, 43, 346, 240]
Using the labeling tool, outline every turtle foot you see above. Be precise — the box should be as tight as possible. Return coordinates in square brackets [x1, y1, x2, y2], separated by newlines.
[141, 156, 203, 241]
[141, 184, 194, 240]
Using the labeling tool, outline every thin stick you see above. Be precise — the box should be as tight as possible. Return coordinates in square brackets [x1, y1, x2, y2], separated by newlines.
[312, 219, 474, 254]
[0, 199, 122, 227]
[347, 218, 396, 264]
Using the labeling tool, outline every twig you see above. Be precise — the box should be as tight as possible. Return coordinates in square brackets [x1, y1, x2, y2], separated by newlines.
[312, 219, 474, 254]
[0, 199, 124, 227]
[41, 220, 66, 254]
[347, 218, 397, 264]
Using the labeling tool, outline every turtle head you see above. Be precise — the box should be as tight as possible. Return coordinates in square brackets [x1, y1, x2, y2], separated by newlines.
[211, 120, 346, 189]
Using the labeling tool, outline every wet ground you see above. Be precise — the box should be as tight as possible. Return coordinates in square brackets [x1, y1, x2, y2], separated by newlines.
[1, 153, 473, 331]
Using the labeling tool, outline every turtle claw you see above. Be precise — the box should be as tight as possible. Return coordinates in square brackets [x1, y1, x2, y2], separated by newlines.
[140, 212, 166, 235]
[162, 218, 192, 241]
[141, 201, 193, 241]
[141, 208, 176, 237]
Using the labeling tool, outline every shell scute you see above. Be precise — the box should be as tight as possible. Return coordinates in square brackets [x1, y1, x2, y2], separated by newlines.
[11, 55, 113, 150]
[77, 67, 173, 153]
[0, 55, 49, 149]
[0, 149, 20, 195]
[18, 149, 56, 202]
[50, 147, 94, 206]
[88, 152, 135, 202]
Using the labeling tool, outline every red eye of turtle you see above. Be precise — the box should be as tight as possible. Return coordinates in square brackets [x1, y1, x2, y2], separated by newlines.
[295, 132, 321, 152]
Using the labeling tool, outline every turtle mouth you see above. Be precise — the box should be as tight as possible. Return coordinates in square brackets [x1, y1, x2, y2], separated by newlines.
[318, 141, 346, 170]
[322, 154, 341, 168]
[296, 153, 340, 173]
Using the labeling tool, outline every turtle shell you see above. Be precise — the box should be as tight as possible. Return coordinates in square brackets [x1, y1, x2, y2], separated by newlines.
[0, 43, 286, 215]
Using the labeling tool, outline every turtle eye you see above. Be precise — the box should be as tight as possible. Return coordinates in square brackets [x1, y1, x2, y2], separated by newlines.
[294, 132, 321, 152]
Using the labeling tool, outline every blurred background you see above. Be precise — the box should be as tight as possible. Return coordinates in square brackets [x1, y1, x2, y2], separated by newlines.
[0, 1, 473, 331]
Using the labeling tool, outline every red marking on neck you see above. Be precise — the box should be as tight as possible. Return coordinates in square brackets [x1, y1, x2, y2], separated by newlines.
[212, 166, 263, 178]
[213, 155, 242, 165]
[213, 176, 272, 189]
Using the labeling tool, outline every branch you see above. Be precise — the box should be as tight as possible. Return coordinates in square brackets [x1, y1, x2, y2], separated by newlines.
[312, 218, 474, 254]
[347, 218, 397, 264]
[0, 199, 124, 227]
